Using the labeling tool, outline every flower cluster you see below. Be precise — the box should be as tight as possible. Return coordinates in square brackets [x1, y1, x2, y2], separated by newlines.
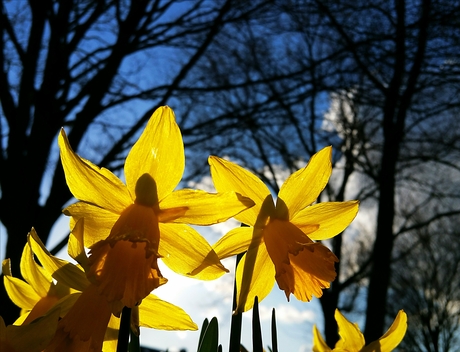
[1, 106, 406, 351]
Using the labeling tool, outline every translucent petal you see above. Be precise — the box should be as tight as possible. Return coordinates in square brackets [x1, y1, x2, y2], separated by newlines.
[20, 239, 52, 298]
[2, 268, 39, 310]
[286, 243, 338, 302]
[28, 230, 89, 292]
[235, 243, 276, 313]
[59, 129, 131, 213]
[64, 202, 120, 247]
[139, 294, 198, 330]
[103, 315, 120, 352]
[125, 106, 184, 202]
[362, 310, 407, 352]
[278, 147, 332, 217]
[159, 223, 228, 280]
[209, 156, 271, 226]
[335, 309, 365, 351]
[213, 226, 256, 259]
[263, 219, 334, 301]
[158, 189, 255, 225]
[88, 240, 165, 308]
[312, 325, 332, 352]
[67, 219, 89, 270]
[291, 201, 359, 240]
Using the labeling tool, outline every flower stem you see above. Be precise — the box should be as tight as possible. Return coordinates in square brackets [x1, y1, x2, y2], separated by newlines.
[117, 306, 131, 352]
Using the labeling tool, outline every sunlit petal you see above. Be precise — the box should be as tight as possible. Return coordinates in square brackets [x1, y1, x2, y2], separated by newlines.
[20, 239, 52, 298]
[59, 129, 131, 213]
[125, 106, 184, 202]
[278, 147, 332, 217]
[213, 226, 256, 259]
[102, 315, 120, 352]
[2, 261, 39, 310]
[139, 294, 198, 330]
[263, 219, 333, 301]
[362, 310, 407, 352]
[209, 155, 271, 226]
[312, 325, 332, 352]
[287, 243, 338, 302]
[292, 201, 359, 240]
[88, 240, 166, 308]
[28, 229, 89, 292]
[159, 223, 228, 280]
[235, 243, 276, 313]
[159, 189, 255, 225]
[335, 309, 365, 351]
[64, 202, 119, 247]
[67, 219, 89, 270]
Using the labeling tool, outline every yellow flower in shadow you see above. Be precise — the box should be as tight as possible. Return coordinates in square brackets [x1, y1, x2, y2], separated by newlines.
[209, 146, 359, 312]
[59, 106, 254, 310]
[313, 309, 407, 352]
[10, 226, 197, 352]
[0, 309, 60, 352]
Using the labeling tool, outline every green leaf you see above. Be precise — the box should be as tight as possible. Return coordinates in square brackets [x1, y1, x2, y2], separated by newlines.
[252, 296, 263, 352]
[197, 317, 219, 352]
[271, 308, 278, 352]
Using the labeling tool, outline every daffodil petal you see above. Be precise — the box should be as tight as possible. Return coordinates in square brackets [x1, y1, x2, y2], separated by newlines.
[235, 243, 276, 313]
[2, 265, 40, 310]
[278, 147, 332, 217]
[334, 309, 366, 351]
[103, 315, 120, 352]
[64, 202, 120, 247]
[6, 308, 61, 352]
[291, 201, 359, 240]
[59, 129, 131, 213]
[362, 310, 407, 352]
[312, 325, 332, 352]
[286, 243, 338, 302]
[28, 230, 89, 292]
[125, 106, 184, 202]
[159, 189, 255, 225]
[68, 223, 89, 271]
[139, 294, 198, 330]
[20, 240, 53, 298]
[213, 226, 255, 259]
[209, 156, 271, 226]
[159, 223, 228, 280]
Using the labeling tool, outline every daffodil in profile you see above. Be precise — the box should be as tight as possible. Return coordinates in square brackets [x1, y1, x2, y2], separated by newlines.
[313, 309, 407, 352]
[209, 146, 359, 312]
[2, 236, 72, 326]
[59, 106, 253, 311]
[24, 224, 197, 352]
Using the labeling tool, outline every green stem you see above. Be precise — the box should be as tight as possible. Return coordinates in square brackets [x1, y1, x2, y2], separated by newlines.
[117, 307, 131, 352]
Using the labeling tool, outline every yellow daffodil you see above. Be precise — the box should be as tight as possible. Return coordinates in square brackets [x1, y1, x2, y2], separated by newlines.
[22, 226, 197, 352]
[59, 106, 254, 310]
[2, 235, 73, 325]
[0, 309, 60, 352]
[209, 146, 359, 312]
[313, 309, 407, 352]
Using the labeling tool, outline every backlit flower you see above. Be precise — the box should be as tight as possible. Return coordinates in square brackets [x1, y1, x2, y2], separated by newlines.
[209, 146, 359, 312]
[60, 106, 253, 309]
[313, 309, 407, 352]
[25, 224, 197, 352]
[2, 233, 72, 326]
